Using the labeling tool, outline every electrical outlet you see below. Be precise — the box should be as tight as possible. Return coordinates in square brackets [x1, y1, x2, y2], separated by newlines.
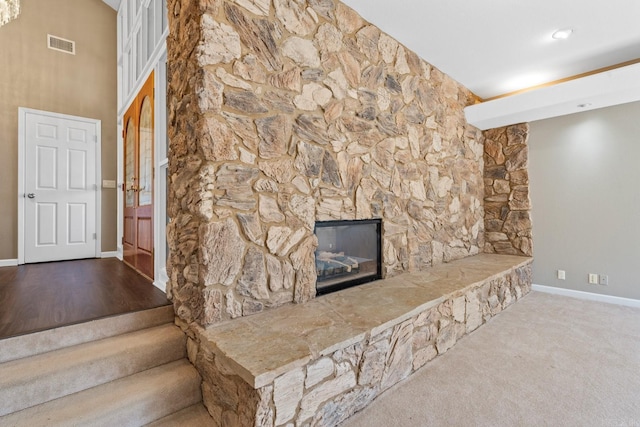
[599, 275, 608, 286]
[588, 274, 599, 284]
[557, 270, 566, 280]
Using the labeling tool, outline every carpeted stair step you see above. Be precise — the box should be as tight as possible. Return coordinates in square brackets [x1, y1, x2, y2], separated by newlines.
[146, 404, 217, 426]
[0, 359, 202, 427]
[0, 323, 186, 416]
[0, 305, 175, 364]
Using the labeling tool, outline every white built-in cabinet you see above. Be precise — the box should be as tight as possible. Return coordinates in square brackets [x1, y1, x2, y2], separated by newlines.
[117, 0, 169, 291]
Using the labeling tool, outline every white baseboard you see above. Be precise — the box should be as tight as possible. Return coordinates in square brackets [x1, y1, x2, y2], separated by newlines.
[153, 267, 169, 293]
[101, 251, 123, 261]
[152, 281, 167, 293]
[0, 259, 19, 267]
[532, 284, 640, 308]
[101, 251, 120, 259]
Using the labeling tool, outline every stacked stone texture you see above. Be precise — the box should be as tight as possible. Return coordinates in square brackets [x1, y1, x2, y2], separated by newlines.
[483, 123, 533, 256]
[185, 262, 532, 426]
[166, 0, 486, 326]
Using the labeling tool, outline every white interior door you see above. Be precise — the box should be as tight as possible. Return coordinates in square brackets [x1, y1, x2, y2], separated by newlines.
[22, 110, 99, 263]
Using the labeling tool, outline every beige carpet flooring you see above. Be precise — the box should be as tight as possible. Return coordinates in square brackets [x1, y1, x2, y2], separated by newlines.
[342, 291, 640, 427]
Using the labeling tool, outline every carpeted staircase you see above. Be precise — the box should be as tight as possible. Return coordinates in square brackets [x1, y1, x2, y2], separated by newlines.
[0, 306, 214, 426]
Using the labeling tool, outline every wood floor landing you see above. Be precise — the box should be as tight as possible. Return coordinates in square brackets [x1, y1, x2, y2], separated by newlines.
[0, 258, 171, 340]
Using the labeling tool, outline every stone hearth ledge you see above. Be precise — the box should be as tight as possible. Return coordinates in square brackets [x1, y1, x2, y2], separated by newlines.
[189, 253, 532, 389]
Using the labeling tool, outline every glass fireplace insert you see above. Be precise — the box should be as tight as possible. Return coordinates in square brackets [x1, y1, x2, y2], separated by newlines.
[314, 219, 382, 295]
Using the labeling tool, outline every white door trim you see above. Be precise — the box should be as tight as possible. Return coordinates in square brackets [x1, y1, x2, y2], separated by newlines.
[153, 56, 169, 292]
[18, 108, 102, 265]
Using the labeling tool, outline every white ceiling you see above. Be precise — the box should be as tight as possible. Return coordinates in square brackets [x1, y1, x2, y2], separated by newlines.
[102, 0, 120, 11]
[342, 0, 640, 100]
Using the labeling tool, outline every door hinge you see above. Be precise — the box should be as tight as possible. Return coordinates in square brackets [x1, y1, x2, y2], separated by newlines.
[93, 135, 98, 143]
[121, 236, 124, 245]
[93, 233, 97, 240]
[94, 184, 98, 190]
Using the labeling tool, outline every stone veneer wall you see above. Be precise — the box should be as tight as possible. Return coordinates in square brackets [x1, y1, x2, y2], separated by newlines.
[166, 0, 486, 326]
[186, 262, 532, 426]
[483, 124, 533, 256]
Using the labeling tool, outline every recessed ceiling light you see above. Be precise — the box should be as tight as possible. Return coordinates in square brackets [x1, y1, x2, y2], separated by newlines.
[552, 28, 574, 40]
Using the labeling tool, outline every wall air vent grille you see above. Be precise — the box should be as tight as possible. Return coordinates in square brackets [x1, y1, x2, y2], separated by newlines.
[47, 34, 75, 55]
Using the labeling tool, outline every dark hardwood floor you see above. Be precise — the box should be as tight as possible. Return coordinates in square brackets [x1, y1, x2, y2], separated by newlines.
[0, 258, 171, 340]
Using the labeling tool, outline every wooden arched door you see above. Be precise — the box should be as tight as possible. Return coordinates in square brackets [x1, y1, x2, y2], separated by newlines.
[123, 72, 154, 279]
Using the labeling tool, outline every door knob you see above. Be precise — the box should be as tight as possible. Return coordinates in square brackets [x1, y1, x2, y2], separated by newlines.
[128, 177, 138, 192]
[27, 193, 35, 199]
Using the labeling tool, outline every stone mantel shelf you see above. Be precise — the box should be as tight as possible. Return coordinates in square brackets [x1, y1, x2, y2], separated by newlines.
[194, 254, 533, 389]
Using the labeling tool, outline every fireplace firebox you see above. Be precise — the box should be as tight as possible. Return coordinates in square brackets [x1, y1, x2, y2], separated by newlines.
[314, 219, 382, 295]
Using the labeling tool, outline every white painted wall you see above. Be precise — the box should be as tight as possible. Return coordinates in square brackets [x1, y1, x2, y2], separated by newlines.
[529, 101, 640, 300]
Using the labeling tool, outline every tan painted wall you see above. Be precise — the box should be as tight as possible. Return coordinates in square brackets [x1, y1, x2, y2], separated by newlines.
[0, 0, 117, 259]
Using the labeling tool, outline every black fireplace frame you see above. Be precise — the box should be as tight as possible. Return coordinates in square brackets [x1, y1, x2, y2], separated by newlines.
[314, 218, 382, 295]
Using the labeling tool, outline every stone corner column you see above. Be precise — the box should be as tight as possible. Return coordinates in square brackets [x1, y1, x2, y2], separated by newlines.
[483, 123, 533, 256]
[165, 0, 208, 327]
[165, 0, 318, 329]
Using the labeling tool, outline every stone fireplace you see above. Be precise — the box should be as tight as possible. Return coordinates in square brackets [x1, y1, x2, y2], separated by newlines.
[165, 0, 534, 424]
[166, 0, 487, 327]
[315, 218, 382, 294]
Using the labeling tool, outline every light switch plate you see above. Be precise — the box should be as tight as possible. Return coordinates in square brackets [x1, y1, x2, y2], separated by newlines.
[102, 180, 116, 188]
